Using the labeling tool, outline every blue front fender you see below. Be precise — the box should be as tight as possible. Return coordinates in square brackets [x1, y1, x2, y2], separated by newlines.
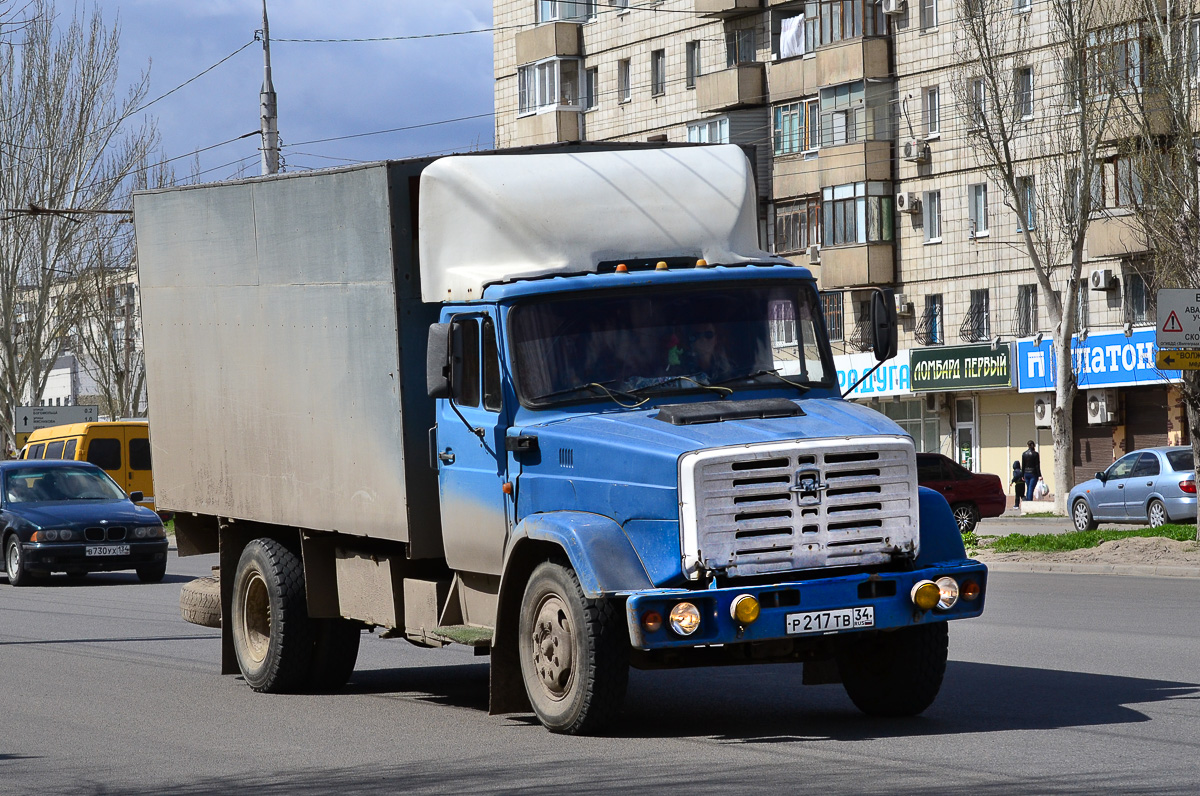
[915, 486, 968, 566]
[506, 511, 654, 597]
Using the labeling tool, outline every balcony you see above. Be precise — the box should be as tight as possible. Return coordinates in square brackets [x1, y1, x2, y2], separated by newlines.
[515, 110, 581, 145]
[768, 56, 817, 103]
[813, 37, 890, 87]
[695, 0, 763, 17]
[773, 155, 821, 198]
[1086, 212, 1150, 258]
[821, 140, 892, 185]
[818, 243, 894, 289]
[695, 63, 766, 113]
[514, 22, 581, 65]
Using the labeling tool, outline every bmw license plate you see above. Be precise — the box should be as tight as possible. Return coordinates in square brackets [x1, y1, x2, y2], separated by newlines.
[85, 545, 130, 557]
[785, 606, 874, 635]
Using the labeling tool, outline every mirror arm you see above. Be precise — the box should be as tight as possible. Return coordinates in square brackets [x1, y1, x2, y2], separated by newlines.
[447, 398, 485, 441]
[840, 359, 888, 400]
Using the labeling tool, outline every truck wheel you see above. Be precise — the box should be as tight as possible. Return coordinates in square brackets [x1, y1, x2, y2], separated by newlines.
[306, 618, 361, 691]
[5, 535, 41, 587]
[951, 503, 980, 534]
[231, 538, 314, 693]
[136, 561, 168, 583]
[180, 576, 222, 628]
[517, 561, 629, 735]
[837, 623, 948, 717]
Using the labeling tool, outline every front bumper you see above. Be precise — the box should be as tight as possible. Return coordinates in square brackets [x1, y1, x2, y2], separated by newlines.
[22, 540, 169, 574]
[625, 560, 987, 650]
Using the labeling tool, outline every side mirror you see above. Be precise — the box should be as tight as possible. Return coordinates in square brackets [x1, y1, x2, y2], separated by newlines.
[426, 322, 463, 399]
[1095, 472, 1106, 483]
[129, 491, 144, 503]
[870, 288, 898, 362]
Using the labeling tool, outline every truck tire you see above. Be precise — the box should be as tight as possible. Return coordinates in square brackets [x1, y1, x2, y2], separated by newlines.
[180, 576, 222, 628]
[517, 561, 629, 735]
[231, 538, 315, 693]
[837, 623, 948, 717]
[306, 618, 361, 691]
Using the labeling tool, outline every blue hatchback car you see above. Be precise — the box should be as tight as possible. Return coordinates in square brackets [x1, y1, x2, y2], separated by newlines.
[1068, 446, 1197, 531]
[1, 460, 168, 586]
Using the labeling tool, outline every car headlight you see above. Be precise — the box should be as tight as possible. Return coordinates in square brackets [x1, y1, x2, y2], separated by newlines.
[133, 526, 164, 539]
[32, 529, 59, 542]
[935, 577, 960, 610]
[58, 529, 77, 542]
[668, 602, 702, 636]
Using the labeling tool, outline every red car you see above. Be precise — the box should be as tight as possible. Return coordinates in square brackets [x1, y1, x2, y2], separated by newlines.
[916, 453, 1007, 533]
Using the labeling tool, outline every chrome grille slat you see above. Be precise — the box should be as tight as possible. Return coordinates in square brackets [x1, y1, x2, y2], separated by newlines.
[682, 436, 919, 578]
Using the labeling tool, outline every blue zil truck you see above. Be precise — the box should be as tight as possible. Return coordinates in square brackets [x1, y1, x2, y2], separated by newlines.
[135, 144, 987, 735]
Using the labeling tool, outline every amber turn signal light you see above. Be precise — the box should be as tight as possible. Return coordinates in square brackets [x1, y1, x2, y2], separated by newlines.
[911, 580, 941, 611]
[641, 610, 663, 633]
[960, 579, 981, 601]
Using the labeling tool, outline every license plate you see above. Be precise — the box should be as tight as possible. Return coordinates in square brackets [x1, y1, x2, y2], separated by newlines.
[785, 606, 874, 635]
[85, 545, 130, 557]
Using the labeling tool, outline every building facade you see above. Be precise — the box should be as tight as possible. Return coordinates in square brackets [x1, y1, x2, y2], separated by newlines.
[492, 0, 1189, 499]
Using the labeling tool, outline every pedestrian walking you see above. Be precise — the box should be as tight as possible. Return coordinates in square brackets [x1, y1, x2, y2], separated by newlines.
[1021, 440, 1041, 502]
[1011, 460, 1024, 508]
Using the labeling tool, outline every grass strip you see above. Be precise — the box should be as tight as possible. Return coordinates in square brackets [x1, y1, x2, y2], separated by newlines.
[989, 524, 1197, 553]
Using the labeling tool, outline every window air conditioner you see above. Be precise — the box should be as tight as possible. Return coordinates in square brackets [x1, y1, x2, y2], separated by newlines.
[882, 0, 907, 14]
[902, 139, 931, 163]
[1089, 268, 1116, 291]
[1033, 393, 1053, 428]
[895, 294, 914, 315]
[807, 244, 820, 264]
[896, 192, 922, 214]
[1086, 388, 1118, 425]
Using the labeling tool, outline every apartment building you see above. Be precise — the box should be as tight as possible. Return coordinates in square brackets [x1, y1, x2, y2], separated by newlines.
[492, 0, 1190, 495]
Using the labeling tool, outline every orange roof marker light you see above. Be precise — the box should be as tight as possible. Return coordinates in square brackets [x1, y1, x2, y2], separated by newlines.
[615, 263, 628, 273]
[695, 258, 710, 267]
[655, 261, 669, 271]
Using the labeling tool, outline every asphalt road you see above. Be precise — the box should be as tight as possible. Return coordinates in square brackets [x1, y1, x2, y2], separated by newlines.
[2, 552, 1198, 795]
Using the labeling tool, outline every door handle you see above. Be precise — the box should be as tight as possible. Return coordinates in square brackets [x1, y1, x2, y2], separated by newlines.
[1117, 484, 1124, 489]
[438, 450, 455, 465]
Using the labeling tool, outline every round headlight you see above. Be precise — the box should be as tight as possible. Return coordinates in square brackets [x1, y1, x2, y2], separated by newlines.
[910, 580, 940, 611]
[58, 529, 75, 542]
[136, 526, 162, 539]
[668, 602, 702, 636]
[731, 594, 760, 624]
[44, 529, 59, 542]
[936, 577, 960, 610]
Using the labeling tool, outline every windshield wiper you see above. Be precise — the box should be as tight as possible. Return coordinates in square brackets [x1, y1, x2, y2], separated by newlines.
[712, 369, 812, 393]
[627, 374, 733, 399]
[534, 381, 645, 406]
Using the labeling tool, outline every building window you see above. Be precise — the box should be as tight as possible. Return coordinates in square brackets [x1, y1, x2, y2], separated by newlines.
[821, 181, 894, 246]
[618, 58, 631, 103]
[726, 28, 756, 67]
[818, 0, 887, 44]
[775, 196, 821, 254]
[1015, 67, 1034, 118]
[518, 58, 583, 116]
[1016, 176, 1036, 230]
[968, 183, 988, 237]
[920, 0, 936, 30]
[917, 294, 943, 345]
[537, 0, 595, 22]
[923, 86, 940, 136]
[1016, 284, 1038, 336]
[969, 78, 987, 129]
[1125, 271, 1150, 323]
[1075, 280, 1089, 331]
[686, 40, 701, 88]
[583, 67, 598, 110]
[1188, 21, 1200, 82]
[779, 14, 806, 59]
[650, 49, 666, 96]
[822, 291, 844, 342]
[961, 289, 991, 342]
[773, 99, 820, 155]
[1087, 24, 1142, 93]
[819, 80, 895, 146]
[803, 2, 819, 52]
[881, 399, 940, 453]
[1099, 155, 1143, 208]
[1013, 0, 1031, 11]
[687, 117, 729, 143]
[923, 190, 941, 242]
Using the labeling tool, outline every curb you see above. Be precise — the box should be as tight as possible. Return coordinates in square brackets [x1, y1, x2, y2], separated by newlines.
[982, 561, 1200, 578]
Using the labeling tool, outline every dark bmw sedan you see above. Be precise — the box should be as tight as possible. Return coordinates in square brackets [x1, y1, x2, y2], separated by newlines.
[2, 460, 168, 586]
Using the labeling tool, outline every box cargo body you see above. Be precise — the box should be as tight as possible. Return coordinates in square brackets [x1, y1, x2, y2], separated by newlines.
[135, 162, 443, 557]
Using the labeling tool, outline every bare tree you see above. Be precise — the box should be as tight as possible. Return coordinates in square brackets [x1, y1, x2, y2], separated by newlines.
[951, 0, 1119, 511]
[1113, 0, 1200, 498]
[0, 0, 156, 450]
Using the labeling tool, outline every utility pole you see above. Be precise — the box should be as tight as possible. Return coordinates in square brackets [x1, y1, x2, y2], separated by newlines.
[259, 0, 280, 175]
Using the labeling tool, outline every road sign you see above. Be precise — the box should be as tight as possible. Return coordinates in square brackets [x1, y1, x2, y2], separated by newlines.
[12, 405, 98, 434]
[1155, 349, 1200, 370]
[1156, 289, 1200, 349]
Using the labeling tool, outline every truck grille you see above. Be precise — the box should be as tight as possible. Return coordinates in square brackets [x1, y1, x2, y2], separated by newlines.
[679, 436, 919, 579]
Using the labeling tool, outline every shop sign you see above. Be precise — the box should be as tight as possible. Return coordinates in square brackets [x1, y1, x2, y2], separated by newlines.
[1155, 349, 1200, 370]
[1015, 327, 1182, 392]
[909, 344, 1012, 392]
[834, 349, 912, 398]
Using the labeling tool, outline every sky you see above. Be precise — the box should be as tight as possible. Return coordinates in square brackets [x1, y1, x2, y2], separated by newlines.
[99, 0, 496, 181]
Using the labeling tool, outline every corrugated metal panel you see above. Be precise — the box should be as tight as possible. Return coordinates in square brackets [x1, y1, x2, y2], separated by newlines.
[727, 108, 772, 199]
[1125, 386, 1169, 452]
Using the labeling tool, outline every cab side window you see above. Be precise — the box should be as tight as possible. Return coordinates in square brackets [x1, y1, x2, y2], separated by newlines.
[482, 317, 502, 412]
[454, 318, 481, 409]
[129, 438, 151, 471]
[28, 443, 45, 460]
[44, 440, 65, 459]
[87, 439, 122, 471]
[1131, 453, 1160, 478]
[63, 439, 77, 459]
[1108, 453, 1138, 480]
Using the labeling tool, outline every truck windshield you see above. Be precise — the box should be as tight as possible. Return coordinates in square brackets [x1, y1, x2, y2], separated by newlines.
[510, 283, 835, 407]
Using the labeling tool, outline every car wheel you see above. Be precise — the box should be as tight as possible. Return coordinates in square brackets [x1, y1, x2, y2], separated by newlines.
[1072, 499, 1098, 532]
[5, 534, 40, 587]
[1147, 499, 1168, 528]
[951, 503, 980, 534]
[837, 623, 949, 717]
[136, 561, 167, 583]
[180, 575, 222, 628]
[231, 538, 314, 693]
[518, 561, 629, 735]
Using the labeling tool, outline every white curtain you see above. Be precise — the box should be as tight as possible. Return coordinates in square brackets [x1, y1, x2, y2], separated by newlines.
[780, 16, 804, 59]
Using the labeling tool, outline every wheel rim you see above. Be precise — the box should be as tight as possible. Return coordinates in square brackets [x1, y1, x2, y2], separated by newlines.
[1074, 502, 1089, 530]
[6, 540, 18, 578]
[953, 506, 971, 530]
[1149, 503, 1165, 527]
[529, 593, 575, 702]
[238, 571, 271, 665]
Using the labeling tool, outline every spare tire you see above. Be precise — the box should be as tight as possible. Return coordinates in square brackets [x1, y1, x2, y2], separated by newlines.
[180, 575, 222, 628]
